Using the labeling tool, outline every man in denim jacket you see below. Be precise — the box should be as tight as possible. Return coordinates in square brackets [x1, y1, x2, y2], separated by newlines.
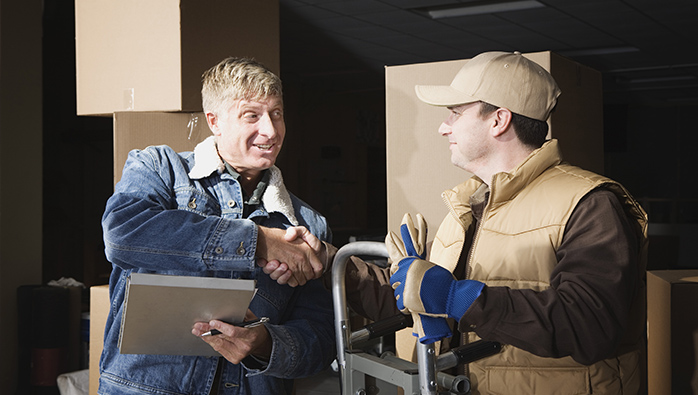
[99, 57, 335, 395]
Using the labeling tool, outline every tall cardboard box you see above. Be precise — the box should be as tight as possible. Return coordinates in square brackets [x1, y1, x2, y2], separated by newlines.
[385, 52, 604, 361]
[89, 285, 110, 395]
[647, 270, 698, 395]
[113, 112, 211, 185]
[75, 0, 279, 116]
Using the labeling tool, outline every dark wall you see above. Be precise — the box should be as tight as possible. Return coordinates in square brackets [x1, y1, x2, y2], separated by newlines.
[41, 1, 698, 288]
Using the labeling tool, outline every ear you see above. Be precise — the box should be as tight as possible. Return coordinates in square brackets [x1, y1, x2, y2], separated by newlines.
[490, 108, 513, 138]
[206, 112, 220, 136]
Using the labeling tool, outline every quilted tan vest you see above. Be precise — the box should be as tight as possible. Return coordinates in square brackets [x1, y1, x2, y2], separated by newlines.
[430, 141, 648, 395]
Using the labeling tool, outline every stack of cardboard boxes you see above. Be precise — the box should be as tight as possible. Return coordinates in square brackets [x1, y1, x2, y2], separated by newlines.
[76, 1, 280, 393]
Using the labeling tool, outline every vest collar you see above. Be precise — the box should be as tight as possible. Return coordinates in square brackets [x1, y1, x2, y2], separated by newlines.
[488, 139, 562, 207]
[442, 139, 563, 218]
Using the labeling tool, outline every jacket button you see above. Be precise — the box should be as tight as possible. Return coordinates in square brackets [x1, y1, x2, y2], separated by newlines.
[236, 242, 246, 255]
[188, 198, 197, 209]
[227, 200, 236, 208]
[214, 247, 224, 254]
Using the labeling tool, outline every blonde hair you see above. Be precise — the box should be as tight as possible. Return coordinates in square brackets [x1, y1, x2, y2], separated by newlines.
[201, 57, 282, 114]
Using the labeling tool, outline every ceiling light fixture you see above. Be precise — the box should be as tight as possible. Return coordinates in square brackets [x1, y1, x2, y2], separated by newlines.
[558, 46, 640, 57]
[422, 0, 546, 19]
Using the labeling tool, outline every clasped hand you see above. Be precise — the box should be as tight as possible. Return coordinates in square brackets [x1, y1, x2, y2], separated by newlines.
[390, 257, 483, 320]
[192, 309, 271, 364]
[256, 226, 326, 287]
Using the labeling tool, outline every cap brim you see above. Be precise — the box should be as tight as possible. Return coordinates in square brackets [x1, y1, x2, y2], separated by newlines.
[415, 85, 479, 107]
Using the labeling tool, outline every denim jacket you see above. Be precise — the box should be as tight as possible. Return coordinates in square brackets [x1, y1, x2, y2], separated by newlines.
[100, 136, 336, 395]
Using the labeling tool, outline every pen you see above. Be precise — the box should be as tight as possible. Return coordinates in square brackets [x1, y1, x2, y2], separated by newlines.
[201, 317, 269, 337]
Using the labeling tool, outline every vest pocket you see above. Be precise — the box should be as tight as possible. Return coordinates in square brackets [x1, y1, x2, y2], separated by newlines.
[485, 366, 590, 395]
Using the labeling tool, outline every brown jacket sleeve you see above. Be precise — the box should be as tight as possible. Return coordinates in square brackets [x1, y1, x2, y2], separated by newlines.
[462, 188, 641, 365]
[322, 244, 399, 322]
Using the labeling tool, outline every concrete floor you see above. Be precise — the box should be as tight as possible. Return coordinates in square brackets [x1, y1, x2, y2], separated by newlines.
[295, 368, 341, 394]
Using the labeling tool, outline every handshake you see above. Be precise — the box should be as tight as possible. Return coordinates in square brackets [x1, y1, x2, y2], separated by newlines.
[256, 213, 485, 346]
[256, 225, 329, 287]
[386, 213, 484, 344]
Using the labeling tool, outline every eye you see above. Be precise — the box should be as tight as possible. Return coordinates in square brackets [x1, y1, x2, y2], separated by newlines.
[243, 112, 259, 121]
[271, 109, 284, 119]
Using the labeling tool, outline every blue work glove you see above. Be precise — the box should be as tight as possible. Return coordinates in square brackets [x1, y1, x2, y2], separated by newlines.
[390, 257, 484, 320]
[385, 213, 452, 344]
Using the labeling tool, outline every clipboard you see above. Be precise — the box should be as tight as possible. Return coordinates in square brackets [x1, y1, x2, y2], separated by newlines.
[118, 272, 256, 356]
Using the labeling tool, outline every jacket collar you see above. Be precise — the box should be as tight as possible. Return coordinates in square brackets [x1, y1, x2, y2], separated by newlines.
[188, 136, 299, 225]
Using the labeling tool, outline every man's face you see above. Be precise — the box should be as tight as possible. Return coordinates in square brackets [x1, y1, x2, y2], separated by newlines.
[207, 96, 285, 179]
[438, 102, 492, 173]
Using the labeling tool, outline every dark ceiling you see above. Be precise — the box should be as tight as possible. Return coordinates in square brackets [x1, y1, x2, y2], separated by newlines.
[278, 0, 698, 106]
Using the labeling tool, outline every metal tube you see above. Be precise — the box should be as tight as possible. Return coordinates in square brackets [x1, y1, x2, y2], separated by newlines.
[331, 242, 388, 372]
[417, 342, 437, 394]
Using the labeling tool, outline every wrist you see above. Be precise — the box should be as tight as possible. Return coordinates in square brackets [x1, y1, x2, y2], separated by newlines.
[447, 280, 485, 319]
[255, 225, 267, 257]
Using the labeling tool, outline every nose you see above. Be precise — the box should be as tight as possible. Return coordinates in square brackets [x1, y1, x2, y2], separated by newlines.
[258, 113, 278, 138]
[438, 121, 451, 136]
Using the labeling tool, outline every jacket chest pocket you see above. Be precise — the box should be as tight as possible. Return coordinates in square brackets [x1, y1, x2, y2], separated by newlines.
[175, 189, 221, 217]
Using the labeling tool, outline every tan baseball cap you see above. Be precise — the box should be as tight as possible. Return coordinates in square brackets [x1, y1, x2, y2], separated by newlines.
[415, 51, 561, 121]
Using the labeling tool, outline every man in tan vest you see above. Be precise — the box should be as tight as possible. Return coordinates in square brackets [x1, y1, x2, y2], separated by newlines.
[262, 51, 648, 395]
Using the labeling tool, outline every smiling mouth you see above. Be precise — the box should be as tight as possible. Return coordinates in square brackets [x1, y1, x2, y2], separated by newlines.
[255, 144, 273, 151]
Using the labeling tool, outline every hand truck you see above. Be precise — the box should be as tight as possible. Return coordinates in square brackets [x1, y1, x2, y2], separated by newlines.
[331, 241, 501, 395]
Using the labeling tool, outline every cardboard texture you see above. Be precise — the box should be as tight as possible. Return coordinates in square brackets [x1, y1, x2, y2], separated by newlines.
[113, 112, 211, 185]
[89, 285, 109, 395]
[75, 0, 279, 116]
[647, 270, 698, 395]
[385, 51, 604, 362]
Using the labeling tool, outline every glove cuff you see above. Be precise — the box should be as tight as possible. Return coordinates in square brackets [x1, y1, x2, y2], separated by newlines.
[447, 280, 485, 319]
[415, 314, 452, 344]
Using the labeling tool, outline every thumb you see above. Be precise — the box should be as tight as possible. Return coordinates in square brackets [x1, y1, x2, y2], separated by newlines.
[283, 226, 303, 242]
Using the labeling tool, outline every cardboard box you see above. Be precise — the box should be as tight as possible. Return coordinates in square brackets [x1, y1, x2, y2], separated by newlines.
[89, 285, 110, 395]
[385, 51, 604, 361]
[113, 112, 211, 185]
[75, 0, 279, 116]
[647, 270, 698, 395]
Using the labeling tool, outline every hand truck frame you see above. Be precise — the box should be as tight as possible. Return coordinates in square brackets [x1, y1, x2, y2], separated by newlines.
[331, 241, 500, 395]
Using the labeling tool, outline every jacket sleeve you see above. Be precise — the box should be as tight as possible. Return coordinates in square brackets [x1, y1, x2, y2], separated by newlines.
[102, 147, 258, 272]
[462, 188, 641, 365]
[244, 276, 337, 379]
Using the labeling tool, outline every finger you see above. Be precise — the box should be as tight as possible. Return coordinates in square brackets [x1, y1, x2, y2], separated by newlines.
[256, 258, 268, 267]
[298, 227, 322, 252]
[191, 322, 211, 337]
[286, 276, 299, 287]
[308, 250, 324, 277]
[283, 226, 303, 242]
[386, 232, 407, 275]
[292, 271, 309, 287]
[276, 270, 293, 285]
[260, 260, 280, 275]
[400, 213, 419, 256]
[299, 248, 322, 280]
[415, 213, 428, 257]
[268, 263, 288, 281]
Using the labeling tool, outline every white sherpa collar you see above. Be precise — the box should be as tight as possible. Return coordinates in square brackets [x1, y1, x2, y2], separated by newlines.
[188, 136, 299, 226]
